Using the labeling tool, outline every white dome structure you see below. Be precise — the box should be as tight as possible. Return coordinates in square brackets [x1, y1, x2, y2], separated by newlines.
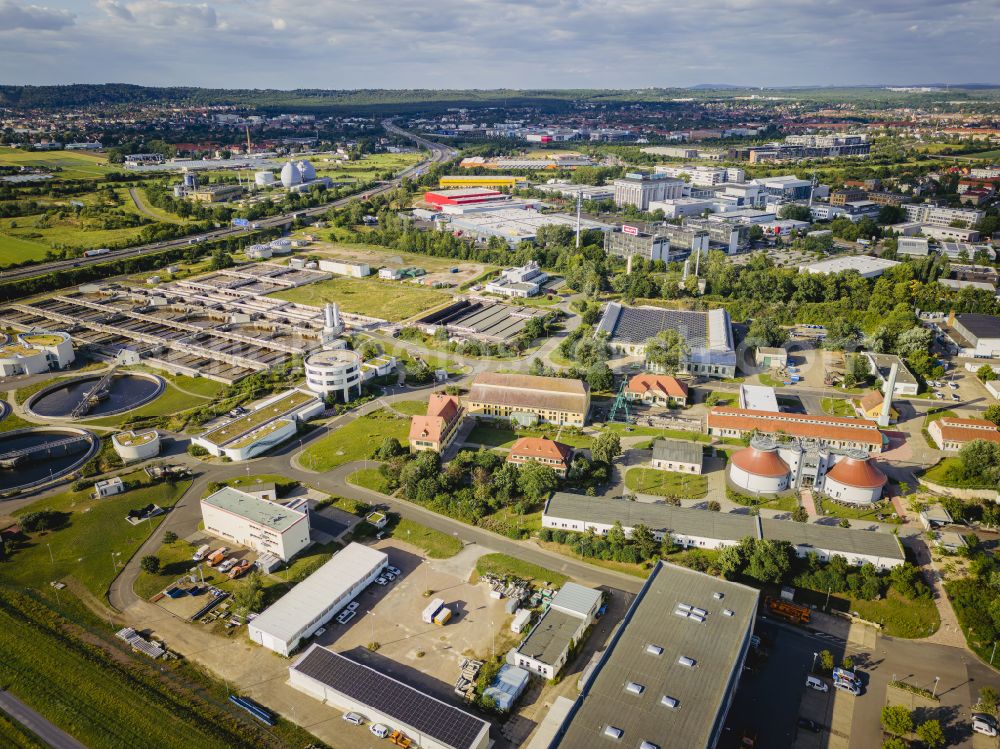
[296, 160, 317, 181]
[255, 171, 276, 187]
[280, 161, 302, 187]
[729, 437, 790, 495]
[822, 453, 887, 505]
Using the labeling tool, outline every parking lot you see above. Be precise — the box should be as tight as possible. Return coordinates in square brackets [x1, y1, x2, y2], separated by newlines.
[313, 541, 512, 706]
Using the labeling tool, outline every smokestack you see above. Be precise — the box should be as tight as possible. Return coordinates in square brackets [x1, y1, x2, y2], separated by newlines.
[682, 258, 690, 281]
[694, 247, 701, 277]
[626, 255, 633, 275]
[878, 362, 898, 427]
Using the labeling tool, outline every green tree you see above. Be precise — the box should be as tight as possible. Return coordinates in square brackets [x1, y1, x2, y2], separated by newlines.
[140, 555, 160, 574]
[839, 518, 851, 528]
[232, 570, 265, 618]
[606, 520, 628, 551]
[163, 531, 178, 544]
[958, 439, 1000, 482]
[977, 685, 998, 714]
[372, 436, 406, 460]
[644, 328, 689, 375]
[978, 364, 998, 383]
[779, 204, 813, 222]
[631, 523, 658, 560]
[984, 404, 1000, 427]
[746, 316, 788, 350]
[591, 431, 622, 465]
[791, 506, 809, 522]
[586, 362, 615, 392]
[881, 739, 907, 749]
[880, 705, 914, 737]
[916, 719, 945, 749]
[516, 461, 560, 502]
[819, 649, 834, 673]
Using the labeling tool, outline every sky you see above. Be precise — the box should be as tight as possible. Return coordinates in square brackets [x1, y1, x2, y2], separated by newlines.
[1, 0, 999, 89]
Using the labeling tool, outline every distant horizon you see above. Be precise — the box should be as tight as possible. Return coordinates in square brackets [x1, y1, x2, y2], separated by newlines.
[2, 0, 998, 91]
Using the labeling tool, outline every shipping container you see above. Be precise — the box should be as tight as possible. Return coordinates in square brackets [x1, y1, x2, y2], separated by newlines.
[422, 597, 445, 624]
[433, 607, 452, 626]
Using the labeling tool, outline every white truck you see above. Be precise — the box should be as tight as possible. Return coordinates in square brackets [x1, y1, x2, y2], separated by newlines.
[422, 598, 445, 624]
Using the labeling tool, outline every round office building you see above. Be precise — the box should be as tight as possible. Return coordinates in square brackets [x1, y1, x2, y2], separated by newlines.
[304, 349, 363, 402]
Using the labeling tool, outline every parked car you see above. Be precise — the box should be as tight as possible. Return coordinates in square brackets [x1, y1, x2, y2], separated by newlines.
[337, 610, 356, 625]
[346, 602, 360, 612]
[952, 393, 960, 401]
[384, 572, 396, 582]
[343, 712, 365, 726]
[228, 559, 252, 579]
[192, 544, 211, 561]
[218, 558, 237, 573]
[387, 566, 401, 576]
[972, 714, 998, 737]
[370, 724, 390, 739]
[375, 576, 389, 586]
[313, 627, 326, 638]
[805, 676, 829, 692]
[833, 679, 860, 696]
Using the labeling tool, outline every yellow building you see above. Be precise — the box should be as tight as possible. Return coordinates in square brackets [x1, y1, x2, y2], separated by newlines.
[465, 372, 589, 427]
[857, 390, 898, 422]
[439, 175, 528, 189]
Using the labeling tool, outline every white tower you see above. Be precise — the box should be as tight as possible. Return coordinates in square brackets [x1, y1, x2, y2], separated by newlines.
[321, 302, 344, 345]
[878, 362, 898, 427]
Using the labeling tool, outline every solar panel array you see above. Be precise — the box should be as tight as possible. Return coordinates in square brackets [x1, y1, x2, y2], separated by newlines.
[293, 647, 488, 749]
[610, 306, 708, 346]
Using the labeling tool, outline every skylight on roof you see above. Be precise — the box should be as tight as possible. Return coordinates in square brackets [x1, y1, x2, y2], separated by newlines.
[645, 644, 664, 656]
[640, 742, 661, 749]
[713, 591, 724, 600]
[678, 655, 696, 668]
[722, 608, 735, 617]
[604, 725, 623, 740]
[625, 681, 645, 695]
[661, 695, 679, 709]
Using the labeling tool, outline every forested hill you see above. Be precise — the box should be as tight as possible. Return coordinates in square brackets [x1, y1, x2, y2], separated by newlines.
[2, 84, 998, 113]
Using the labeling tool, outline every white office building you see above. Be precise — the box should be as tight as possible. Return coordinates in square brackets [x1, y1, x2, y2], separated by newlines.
[201, 486, 311, 562]
[485, 261, 548, 298]
[903, 204, 984, 227]
[0, 332, 75, 376]
[304, 349, 363, 402]
[249, 543, 388, 656]
[613, 172, 685, 210]
[511, 583, 602, 679]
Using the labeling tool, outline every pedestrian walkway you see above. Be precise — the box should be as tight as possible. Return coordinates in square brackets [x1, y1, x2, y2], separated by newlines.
[800, 489, 818, 518]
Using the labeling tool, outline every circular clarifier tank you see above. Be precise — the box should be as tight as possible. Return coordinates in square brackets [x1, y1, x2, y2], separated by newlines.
[26, 372, 164, 420]
[0, 427, 99, 493]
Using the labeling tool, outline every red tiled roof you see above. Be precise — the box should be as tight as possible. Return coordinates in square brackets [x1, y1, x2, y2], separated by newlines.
[508, 437, 573, 465]
[730, 445, 789, 477]
[409, 394, 462, 444]
[859, 390, 884, 412]
[707, 407, 883, 446]
[934, 417, 1000, 445]
[826, 457, 887, 489]
[626, 374, 689, 399]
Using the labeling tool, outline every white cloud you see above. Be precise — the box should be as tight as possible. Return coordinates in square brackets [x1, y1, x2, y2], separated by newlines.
[271, 16, 285, 29]
[0, 0, 74, 30]
[97, 0, 218, 29]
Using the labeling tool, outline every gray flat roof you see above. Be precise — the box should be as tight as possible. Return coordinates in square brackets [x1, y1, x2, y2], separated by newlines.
[955, 313, 1000, 341]
[291, 645, 489, 749]
[545, 493, 759, 541]
[652, 438, 704, 466]
[551, 582, 602, 618]
[760, 519, 904, 562]
[517, 608, 581, 666]
[549, 562, 757, 749]
[864, 352, 918, 386]
[201, 486, 305, 532]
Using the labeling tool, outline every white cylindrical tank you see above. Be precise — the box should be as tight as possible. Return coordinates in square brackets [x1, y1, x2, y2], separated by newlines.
[729, 439, 789, 494]
[269, 239, 292, 255]
[821, 455, 887, 505]
[112, 429, 161, 463]
[255, 171, 276, 187]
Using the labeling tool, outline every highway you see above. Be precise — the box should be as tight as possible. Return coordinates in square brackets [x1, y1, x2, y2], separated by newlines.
[0, 122, 456, 284]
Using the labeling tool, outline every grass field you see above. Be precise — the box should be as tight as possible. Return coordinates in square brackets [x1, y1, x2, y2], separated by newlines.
[0, 707, 47, 749]
[80, 381, 214, 428]
[0, 146, 112, 178]
[466, 423, 594, 449]
[473, 553, 569, 586]
[922, 408, 957, 428]
[7, 472, 191, 598]
[850, 589, 940, 638]
[624, 467, 708, 498]
[705, 390, 737, 406]
[0, 213, 150, 261]
[815, 496, 891, 521]
[0, 590, 321, 749]
[821, 397, 855, 417]
[0, 233, 55, 266]
[299, 406, 416, 471]
[392, 518, 463, 559]
[347, 467, 392, 493]
[268, 276, 451, 321]
[601, 422, 711, 442]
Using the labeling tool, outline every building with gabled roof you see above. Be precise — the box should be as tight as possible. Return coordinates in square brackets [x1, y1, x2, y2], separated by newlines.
[928, 416, 1000, 452]
[707, 406, 884, 454]
[409, 393, 464, 453]
[651, 438, 703, 474]
[507, 436, 573, 476]
[466, 373, 589, 427]
[624, 373, 689, 407]
[512, 582, 602, 679]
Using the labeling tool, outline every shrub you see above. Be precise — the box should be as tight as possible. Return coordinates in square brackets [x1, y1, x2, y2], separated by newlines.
[162, 531, 178, 544]
[140, 555, 160, 574]
[188, 444, 209, 457]
[20, 509, 69, 533]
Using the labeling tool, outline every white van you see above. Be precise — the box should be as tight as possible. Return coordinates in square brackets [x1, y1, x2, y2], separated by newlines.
[833, 679, 860, 696]
[192, 544, 210, 561]
[370, 724, 389, 738]
[805, 676, 829, 692]
[972, 714, 998, 737]
[342, 712, 365, 726]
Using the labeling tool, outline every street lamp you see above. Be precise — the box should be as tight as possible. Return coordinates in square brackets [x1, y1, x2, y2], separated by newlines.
[932, 676, 940, 699]
[811, 651, 819, 673]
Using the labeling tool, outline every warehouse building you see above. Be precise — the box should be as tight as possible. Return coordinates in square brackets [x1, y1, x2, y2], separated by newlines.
[799, 256, 900, 279]
[445, 208, 610, 247]
[466, 372, 590, 427]
[597, 303, 737, 378]
[928, 417, 1000, 451]
[863, 352, 919, 396]
[289, 645, 490, 749]
[651, 438, 704, 474]
[542, 493, 905, 568]
[546, 562, 757, 749]
[416, 299, 549, 343]
[512, 583, 602, 679]
[952, 313, 1000, 357]
[201, 485, 310, 562]
[485, 262, 548, 298]
[424, 187, 510, 207]
[439, 175, 528, 189]
[249, 543, 388, 656]
[317, 260, 370, 278]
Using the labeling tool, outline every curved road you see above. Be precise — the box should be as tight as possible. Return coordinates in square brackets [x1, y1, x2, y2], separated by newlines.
[0, 123, 456, 284]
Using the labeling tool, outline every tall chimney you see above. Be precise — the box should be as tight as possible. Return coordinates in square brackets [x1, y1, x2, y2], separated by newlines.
[878, 362, 898, 427]
[626, 255, 633, 275]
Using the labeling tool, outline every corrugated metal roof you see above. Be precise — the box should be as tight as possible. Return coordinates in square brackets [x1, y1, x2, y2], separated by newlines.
[550, 582, 602, 618]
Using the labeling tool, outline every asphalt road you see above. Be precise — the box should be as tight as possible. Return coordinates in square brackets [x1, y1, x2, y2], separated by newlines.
[0, 690, 88, 749]
[0, 123, 455, 284]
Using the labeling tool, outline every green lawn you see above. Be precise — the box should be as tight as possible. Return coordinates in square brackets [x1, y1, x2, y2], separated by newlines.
[0, 233, 54, 266]
[0, 401, 33, 433]
[922, 408, 957, 428]
[299, 408, 411, 471]
[168, 374, 229, 399]
[80, 382, 211, 428]
[815, 496, 892, 521]
[625, 467, 708, 498]
[704, 390, 737, 406]
[268, 276, 451, 322]
[851, 589, 940, 638]
[390, 399, 431, 417]
[8, 471, 191, 597]
[466, 423, 594, 449]
[758, 372, 786, 387]
[601, 422, 711, 442]
[391, 518, 463, 559]
[347, 467, 392, 494]
[0, 213, 150, 255]
[474, 553, 569, 587]
[821, 397, 855, 417]
[760, 494, 802, 513]
[0, 146, 112, 178]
